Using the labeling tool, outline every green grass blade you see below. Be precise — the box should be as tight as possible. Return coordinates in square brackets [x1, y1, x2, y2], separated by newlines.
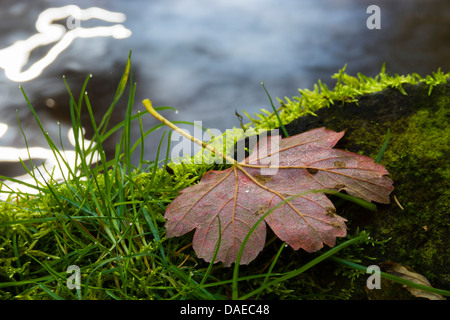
[261, 81, 289, 137]
[39, 283, 65, 300]
[199, 216, 222, 288]
[255, 241, 285, 300]
[141, 207, 168, 267]
[375, 128, 391, 163]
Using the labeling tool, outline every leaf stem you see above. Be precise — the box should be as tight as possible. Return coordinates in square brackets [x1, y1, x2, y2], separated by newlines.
[375, 128, 391, 163]
[143, 99, 236, 164]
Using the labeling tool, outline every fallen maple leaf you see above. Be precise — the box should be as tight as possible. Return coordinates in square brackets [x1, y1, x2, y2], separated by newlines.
[143, 100, 394, 266]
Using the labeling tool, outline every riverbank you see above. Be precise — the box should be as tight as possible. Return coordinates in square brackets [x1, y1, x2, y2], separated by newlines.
[0, 56, 449, 300]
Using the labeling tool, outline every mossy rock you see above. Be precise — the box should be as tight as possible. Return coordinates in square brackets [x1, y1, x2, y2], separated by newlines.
[280, 81, 450, 298]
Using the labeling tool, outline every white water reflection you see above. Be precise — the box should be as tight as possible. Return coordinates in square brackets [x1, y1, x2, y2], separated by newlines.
[0, 5, 131, 82]
[0, 127, 99, 200]
[0, 4, 129, 199]
[0, 123, 7, 139]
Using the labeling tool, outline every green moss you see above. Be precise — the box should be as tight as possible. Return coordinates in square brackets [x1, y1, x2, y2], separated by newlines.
[371, 101, 450, 280]
[244, 64, 448, 131]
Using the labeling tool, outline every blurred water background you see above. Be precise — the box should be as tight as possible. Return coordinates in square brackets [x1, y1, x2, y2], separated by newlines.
[0, 0, 449, 194]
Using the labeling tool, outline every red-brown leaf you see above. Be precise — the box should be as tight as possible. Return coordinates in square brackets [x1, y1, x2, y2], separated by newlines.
[164, 127, 394, 266]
